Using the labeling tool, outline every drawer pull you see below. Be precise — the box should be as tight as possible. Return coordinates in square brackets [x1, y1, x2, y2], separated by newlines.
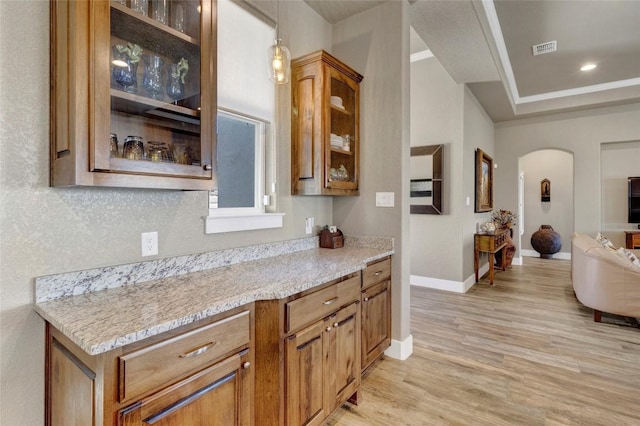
[178, 342, 215, 359]
[333, 322, 339, 328]
[242, 361, 251, 370]
[326, 326, 332, 332]
[373, 271, 383, 276]
[363, 297, 369, 302]
[323, 297, 339, 305]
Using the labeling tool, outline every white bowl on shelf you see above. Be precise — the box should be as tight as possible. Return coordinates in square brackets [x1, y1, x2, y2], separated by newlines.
[330, 96, 343, 108]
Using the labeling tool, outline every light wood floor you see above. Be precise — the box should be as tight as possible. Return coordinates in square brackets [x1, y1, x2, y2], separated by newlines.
[327, 257, 640, 426]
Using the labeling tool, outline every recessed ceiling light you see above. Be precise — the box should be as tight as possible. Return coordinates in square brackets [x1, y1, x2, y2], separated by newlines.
[580, 63, 597, 71]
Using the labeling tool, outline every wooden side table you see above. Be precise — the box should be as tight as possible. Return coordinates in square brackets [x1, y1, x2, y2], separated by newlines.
[625, 231, 640, 249]
[474, 230, 508, 285]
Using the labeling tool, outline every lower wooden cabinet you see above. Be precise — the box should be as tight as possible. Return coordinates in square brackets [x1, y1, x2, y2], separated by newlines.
[361, 257, 392, 372]
[45, 305, 254, 426]
[45, 258, 393, 426]
[118, 350, 251, 425]
[256, 274, 361, 426]
[285, 301, 360, 426]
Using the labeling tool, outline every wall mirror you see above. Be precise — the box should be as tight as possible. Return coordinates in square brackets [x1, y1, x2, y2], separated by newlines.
[410, 144, 443, 214]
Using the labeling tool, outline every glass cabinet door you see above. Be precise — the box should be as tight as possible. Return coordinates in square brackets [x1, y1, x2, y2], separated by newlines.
[95, 0, 214, 182]
[326, 67, 359, 191]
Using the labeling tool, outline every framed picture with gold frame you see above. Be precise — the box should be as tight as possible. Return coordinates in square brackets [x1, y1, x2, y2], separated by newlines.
[475, 148, 493, 212]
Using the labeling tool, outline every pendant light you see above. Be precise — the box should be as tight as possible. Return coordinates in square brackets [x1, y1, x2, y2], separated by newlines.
[268, 0, 290, 84]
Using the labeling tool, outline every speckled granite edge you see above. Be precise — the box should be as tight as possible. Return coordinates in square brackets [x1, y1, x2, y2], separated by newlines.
[34, 240, 395, 355]
[34, 235, 394, 304]
[35, 236, 320, 303]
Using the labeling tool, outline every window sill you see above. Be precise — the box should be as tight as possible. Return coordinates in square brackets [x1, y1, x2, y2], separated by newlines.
[204, 212, 285, 234]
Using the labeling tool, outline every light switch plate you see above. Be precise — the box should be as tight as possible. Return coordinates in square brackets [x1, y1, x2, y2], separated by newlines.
[375, 192, 395, 207]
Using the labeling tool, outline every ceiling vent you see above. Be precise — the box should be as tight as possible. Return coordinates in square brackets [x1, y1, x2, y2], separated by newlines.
[532, 40, 557, 56]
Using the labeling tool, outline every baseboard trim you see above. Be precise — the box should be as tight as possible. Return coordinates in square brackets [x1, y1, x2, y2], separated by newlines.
[411, 263, 488, 293]
[385, 334, 413, 360]
[520, 249, 571, 260]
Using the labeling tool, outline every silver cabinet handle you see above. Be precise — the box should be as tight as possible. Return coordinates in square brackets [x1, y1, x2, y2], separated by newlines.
[323, 297, 338, 305]
[179, 342, 215, 358]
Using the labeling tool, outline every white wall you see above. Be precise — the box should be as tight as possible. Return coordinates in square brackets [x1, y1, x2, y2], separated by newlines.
[0, 1, 333, 423]
[519, 150, 574, 256]
[601, 140, 640, 247]
[494, 104, 640, 252]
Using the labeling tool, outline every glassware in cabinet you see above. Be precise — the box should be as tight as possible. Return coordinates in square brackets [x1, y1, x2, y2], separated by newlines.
[50, 0, 216, 190]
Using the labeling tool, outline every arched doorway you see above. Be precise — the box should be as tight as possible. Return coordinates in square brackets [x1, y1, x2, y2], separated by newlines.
[518, 149, 574, 260]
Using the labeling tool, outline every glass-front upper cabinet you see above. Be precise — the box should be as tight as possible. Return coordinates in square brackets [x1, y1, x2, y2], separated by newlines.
[291, 50, 363, 196]
[50, 0, 216, 190]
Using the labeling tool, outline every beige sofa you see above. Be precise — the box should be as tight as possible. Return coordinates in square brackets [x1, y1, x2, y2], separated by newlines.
[571, 233, 640, 321]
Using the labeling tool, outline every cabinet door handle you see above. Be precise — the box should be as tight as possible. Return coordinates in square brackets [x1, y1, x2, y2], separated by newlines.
[326, 326, 332, 332]
[333, 322, 339, 328]
[242, 361, 251, 369]
[178, 342, 215, 358]
[363, 297, 369, 302]
[323, 297, 339, 305]
[203, 164, 212, 171]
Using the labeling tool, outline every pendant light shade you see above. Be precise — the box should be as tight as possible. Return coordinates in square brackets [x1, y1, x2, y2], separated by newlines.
[268, 39, 290, 84]
[268, 0, 290, 84]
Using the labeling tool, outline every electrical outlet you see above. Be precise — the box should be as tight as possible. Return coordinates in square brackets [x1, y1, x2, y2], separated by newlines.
[141, 232, 158, 257]
[305, 217, 314, 235]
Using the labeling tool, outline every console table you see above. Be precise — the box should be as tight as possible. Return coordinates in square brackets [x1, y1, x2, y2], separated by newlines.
[625, 231, 640, 249]
[474, 230, 508, 285]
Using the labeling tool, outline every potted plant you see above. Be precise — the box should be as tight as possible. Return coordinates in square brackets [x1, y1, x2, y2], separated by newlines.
[491, 209, 517, 230]
[491, 209, 517, 268]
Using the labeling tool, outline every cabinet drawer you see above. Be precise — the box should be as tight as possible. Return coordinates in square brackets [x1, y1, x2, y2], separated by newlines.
[286, 275, 360, 333]
[362, 258, 391, 288]
[119, 310, 250, 402]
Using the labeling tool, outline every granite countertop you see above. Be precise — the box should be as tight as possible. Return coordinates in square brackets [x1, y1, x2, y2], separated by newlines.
[34, 240, 393, 356]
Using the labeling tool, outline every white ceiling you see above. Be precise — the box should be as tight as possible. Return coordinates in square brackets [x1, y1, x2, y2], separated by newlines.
[304, 0, 640, 122]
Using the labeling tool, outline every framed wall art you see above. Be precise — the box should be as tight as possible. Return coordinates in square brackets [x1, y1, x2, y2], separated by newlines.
[410, 144, 443, 214]
[475, 148, 493, 213]
[541, 178, 550, 202]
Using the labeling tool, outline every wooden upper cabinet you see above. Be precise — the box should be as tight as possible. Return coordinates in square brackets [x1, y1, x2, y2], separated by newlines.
[291, 50, 363, 196]
[50, 0, 217, 190]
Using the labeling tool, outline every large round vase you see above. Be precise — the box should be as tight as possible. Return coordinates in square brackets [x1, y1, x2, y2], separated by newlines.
[531, 225, 562, 258]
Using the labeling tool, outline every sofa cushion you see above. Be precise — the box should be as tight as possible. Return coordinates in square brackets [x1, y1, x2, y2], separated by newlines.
[596, 232, 617, 252]
[618, 247, 640, 268]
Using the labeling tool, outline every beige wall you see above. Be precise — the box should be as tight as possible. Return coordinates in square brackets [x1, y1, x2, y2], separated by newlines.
[519, 150, 574, 254]
[601, 140, 640, 247]
[331, 1, 412, 345]
[409, 57, 464, 281]
[0, 1, 336, 423]
[409, 59, 495, 284]
[494, 104, 640, 251]
[463, 87, 495, 279]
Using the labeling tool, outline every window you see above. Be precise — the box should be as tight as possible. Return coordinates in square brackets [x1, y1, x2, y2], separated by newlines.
[210, 108, 266, 214]
[205, 0, 283, 233]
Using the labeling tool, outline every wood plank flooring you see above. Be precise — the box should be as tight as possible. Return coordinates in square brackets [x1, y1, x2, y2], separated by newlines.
[326, 257, 640, 425]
